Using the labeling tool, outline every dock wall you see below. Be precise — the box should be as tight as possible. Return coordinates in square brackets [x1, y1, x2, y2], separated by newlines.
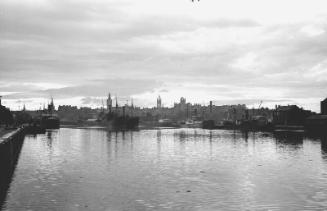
[0, 127, 26, 209]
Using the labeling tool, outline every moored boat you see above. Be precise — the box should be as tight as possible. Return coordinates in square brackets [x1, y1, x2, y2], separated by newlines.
[41, 114, 60, 129]
[39, 98, 60, 129]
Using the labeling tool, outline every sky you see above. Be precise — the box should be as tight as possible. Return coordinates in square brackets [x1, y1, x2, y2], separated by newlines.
[1, 0, 327, 111]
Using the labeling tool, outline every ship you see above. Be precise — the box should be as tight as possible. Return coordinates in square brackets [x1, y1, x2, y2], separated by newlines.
[180, 119, 202, 128]
[40, 114, 60, 129]
[40, 98, 60, 129]
[103, 112, 139, 130]
[100, 93, 139, 130]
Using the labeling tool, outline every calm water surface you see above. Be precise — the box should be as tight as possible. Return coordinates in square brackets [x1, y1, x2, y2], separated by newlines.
[1, 128, 327, 210]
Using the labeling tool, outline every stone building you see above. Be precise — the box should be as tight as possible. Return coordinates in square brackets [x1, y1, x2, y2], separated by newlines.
[321, 98, 327, 115]
[273, 105, 312, 126]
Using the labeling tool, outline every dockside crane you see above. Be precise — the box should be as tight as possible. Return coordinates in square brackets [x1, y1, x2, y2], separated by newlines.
[258, 101, 263, 109]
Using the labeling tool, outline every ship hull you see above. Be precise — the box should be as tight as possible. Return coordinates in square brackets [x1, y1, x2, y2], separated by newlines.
[41, 117, 60, 129]
[102, 116, 139, 131]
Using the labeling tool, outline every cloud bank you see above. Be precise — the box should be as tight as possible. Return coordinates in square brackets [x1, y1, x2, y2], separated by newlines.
[1, 0, 327, 111]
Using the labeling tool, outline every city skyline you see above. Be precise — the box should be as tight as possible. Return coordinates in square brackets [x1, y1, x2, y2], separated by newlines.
[1, 0, 327, 111]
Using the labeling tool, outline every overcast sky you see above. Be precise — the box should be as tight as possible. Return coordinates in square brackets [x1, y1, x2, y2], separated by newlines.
[1, 0, 327, 111]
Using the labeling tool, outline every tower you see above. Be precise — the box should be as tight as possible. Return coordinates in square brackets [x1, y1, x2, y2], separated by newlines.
[180, 97, 186, 112]
[180, 97, 186, 105]
[157, 95, 162, 109]
[209, 101, 213, 113]
[48, 98, 55, 112]
[107, 93, 112, 112]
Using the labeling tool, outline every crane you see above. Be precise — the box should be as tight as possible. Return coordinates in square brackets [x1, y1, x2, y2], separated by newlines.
[258, 101, 263, 109]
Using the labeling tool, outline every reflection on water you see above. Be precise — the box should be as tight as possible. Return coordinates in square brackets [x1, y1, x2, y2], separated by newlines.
[1, 128, 327, 210]
[274, 131, 304, 145]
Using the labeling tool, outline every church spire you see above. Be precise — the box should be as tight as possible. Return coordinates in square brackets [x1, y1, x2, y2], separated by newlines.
[107, 92, 112, 112]
[157, 95, 162, 109]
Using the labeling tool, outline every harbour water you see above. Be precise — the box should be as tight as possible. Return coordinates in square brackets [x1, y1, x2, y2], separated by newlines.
[1, 128, 327, 210]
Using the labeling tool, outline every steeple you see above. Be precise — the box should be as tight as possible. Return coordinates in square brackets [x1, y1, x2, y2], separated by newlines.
[157, 95, 162, 109]
[107, 93, 112, 112]
[48, 97, 55, 112]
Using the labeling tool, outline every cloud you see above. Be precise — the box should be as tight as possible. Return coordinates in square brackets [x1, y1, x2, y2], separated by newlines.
[81, 97, 103, 106]
[1, 0, 327, 111]
[4, 78, 162, 100]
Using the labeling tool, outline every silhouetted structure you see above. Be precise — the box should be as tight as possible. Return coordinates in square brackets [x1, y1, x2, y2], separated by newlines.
[305, 115, 327, 133]
[209, 101, 213, 113]
[157, 96, 162, 109]
[305, 98, 327, 133]
[99, 92, 139, 130]
[14, 110, 32, 125]
[273, 105, 312, 126]
[202, 120, 215, 129]
[0, 97, 14, 127]
[40, 98, 60, 129]
[321, 98, 327, 115]
[107, 93, 113, 112]
[180, 97, 186, 105]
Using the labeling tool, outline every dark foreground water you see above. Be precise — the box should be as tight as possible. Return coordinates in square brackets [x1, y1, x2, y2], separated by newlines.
[1, 128, 327, 211]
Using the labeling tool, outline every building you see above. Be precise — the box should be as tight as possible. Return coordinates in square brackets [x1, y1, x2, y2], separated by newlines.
[48, 98, 55, 112]
[273, 105, 313, 126]
[305, 115, 327, 132]
[180, 97, 186, 105]
[107, 93, 112, 112]
[304, 98, 327, 132]
[321, 98, 327, 115]
[157, 95, 162, 109]
[0, 96, 14, 126]
[209, 101, 213, 113]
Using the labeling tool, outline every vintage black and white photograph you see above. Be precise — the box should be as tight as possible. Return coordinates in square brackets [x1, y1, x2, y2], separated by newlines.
[1, 0, 327, 210]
